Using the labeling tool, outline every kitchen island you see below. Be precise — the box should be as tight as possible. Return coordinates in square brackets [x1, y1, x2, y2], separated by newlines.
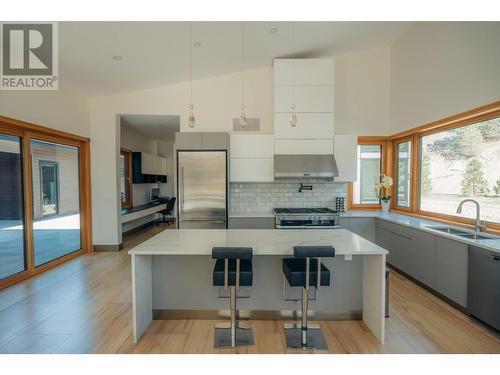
[129, 229, 388, 344]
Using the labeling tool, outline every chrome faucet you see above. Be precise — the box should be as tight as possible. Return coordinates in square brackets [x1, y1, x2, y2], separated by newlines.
[456, 199, 486, 233]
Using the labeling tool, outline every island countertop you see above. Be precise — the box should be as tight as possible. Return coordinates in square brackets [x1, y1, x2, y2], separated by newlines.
[128, 228, 388, 256]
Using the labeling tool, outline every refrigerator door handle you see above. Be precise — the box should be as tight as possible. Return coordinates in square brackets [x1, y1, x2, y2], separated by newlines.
[179, 166, 185, 213]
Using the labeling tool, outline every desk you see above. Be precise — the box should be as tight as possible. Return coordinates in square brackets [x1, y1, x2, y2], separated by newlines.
[121, 202, 168, 224]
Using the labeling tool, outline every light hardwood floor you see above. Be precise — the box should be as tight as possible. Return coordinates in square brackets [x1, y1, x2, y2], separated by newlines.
[0, 223, 499, 354]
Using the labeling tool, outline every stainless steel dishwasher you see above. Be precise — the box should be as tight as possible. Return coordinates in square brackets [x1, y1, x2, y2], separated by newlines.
[467, 246, 500, 331]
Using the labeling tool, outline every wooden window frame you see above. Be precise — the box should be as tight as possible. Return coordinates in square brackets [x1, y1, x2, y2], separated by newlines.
[391, 135, 416, 212]
[388, 101, 500, 234]
[347, 136, 388, 211]
[0, 115, 92, 290]
[120, 148, 133, 209]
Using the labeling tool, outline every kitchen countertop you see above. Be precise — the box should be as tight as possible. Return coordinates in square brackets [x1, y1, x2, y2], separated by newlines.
[228, 209, 500, 253]
[128, 228, 388, 256]
[340, 211, 500, 253]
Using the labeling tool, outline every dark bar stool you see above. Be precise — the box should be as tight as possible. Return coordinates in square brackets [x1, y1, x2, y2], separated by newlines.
[282, 245, 335, 349]
[212, 247, 254, 348]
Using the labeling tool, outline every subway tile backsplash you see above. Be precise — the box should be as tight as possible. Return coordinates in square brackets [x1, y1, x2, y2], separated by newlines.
[229, 178, 347, 213]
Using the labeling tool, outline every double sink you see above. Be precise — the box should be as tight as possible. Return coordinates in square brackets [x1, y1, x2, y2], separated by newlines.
[425, 225, 499, 240]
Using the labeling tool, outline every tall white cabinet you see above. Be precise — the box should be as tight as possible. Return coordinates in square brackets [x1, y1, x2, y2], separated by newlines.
[273, 59, 335, 155]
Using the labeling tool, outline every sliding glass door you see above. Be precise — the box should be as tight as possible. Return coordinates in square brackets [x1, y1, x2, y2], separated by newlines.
[0, 116, 91, 289]
[31, 140, 82, 267]
[0, 133, 27, 280]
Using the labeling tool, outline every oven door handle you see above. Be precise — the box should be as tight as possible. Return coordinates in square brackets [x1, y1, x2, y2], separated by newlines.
[305, 225, 341, 229]
[276, 225, 306, 229]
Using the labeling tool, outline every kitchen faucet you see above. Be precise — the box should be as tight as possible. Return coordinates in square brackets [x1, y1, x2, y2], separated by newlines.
[456, 199, 486, 233]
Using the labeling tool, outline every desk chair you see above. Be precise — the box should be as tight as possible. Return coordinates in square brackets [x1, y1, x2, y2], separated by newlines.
[156, 196, 176, 225]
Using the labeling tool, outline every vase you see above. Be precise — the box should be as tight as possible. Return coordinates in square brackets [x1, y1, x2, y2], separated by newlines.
[381, 200, 390, 213]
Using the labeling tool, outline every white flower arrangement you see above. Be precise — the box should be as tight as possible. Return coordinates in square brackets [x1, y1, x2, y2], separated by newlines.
[373, 174, 393, 203]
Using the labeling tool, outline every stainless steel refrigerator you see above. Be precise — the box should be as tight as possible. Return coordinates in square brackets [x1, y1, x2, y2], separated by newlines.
[177, 151, 227, 229]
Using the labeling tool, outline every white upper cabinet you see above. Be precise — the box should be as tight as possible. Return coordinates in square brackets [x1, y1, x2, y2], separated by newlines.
[230, 159, 274, 182]
[334, 135, 358, 181]
[294, 59, 335, 85]
[230, 134, 274, 158]
[274, 113, 334, 139]
[141, 152, 167, 175]
[273, 58, 335, 154]
[229, 134, 274, 182]
[273, 59, 334, 86]
[274, 85, 334, 113]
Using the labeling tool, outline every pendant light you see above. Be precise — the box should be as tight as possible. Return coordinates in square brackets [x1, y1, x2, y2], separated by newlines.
[290, 22, 298, 127]
[239, 22, 248, 128]
[188, 23, 196, 128]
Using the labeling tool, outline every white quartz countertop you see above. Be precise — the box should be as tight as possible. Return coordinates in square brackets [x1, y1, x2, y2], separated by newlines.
[341, 211, 500, 253]
[128, 228, 388, 256]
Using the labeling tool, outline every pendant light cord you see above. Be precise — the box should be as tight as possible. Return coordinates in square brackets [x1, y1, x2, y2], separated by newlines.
[241, 22, 245, 108]
[190, 22, 193, 107]
[292, 21, 295, 104]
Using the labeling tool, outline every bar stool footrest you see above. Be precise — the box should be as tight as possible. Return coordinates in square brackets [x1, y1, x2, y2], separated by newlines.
[215, 321, 252, 330]
[214, 327, 254, 349]
[283, 323, 328, 350]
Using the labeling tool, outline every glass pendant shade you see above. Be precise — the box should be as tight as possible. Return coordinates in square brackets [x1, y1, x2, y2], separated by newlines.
[188, 104, 195, 128]
[239, 105, 247, 127]
[290, 104, 298, 127]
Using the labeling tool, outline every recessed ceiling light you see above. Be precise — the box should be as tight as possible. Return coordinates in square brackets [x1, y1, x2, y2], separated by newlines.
[193, 41, 202, 47]
[112, 55, 123, 61]
[270, 27, 278, 34]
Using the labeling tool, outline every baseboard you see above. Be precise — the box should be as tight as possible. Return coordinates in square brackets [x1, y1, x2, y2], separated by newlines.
[153, 309, 362, 321]
[93, 243, 123, 251]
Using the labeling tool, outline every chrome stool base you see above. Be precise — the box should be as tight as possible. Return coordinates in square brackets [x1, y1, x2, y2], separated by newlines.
[283, 323, 328, 350]
[214, 327, 254, 348]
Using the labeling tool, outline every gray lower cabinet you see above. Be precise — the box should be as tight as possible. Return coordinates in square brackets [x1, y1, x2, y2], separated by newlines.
[390, 231, 412, 273]
[337, 217, 349, 230]
[348, 218, 375, 242]
[409, 229, 436, 288]
[228, 217, 275, 229]
[375, 217, 472, 309]
[375, 226, 391, 262]
[435, 237, 468, 308]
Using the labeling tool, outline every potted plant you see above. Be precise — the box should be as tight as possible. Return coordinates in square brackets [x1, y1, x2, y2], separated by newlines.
[374, 174, 393, 212]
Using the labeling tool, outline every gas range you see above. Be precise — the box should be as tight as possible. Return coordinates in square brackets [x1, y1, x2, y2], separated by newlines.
[273, 207, 340, 229]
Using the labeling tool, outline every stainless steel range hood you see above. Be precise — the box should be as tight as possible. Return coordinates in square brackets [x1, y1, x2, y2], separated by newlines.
[274, 154, 339, 178]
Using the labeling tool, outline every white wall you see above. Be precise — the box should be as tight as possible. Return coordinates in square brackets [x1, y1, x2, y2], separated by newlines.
[335, 46, 391, 135]
[0, 90, 90, 137]
[390, 22, 500, 134]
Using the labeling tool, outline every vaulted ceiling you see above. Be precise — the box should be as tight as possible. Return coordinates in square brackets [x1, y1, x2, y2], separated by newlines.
[58, 21, 413, 96]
